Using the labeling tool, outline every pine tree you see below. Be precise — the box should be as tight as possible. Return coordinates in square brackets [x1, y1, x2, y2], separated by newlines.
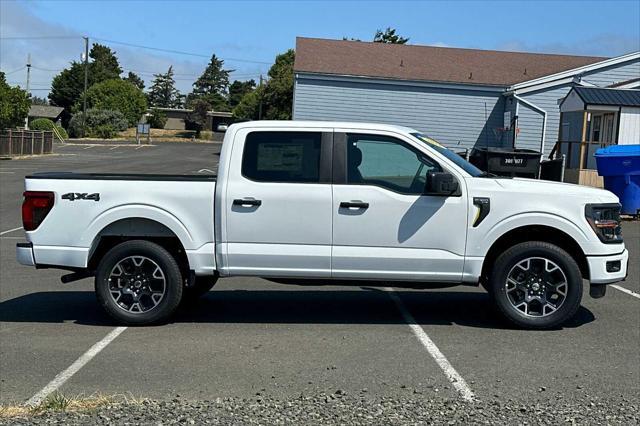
[187, 54, 231, 111]
[147, 66, 183, 108]
[124, 71, 145, 90]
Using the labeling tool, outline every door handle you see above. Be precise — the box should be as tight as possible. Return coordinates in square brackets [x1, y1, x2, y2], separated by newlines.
[340, 201, 369, 209]
[233, 198, 262, 207]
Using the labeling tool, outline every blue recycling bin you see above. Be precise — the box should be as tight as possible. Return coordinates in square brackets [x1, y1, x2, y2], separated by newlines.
[594, 145, 640, 215]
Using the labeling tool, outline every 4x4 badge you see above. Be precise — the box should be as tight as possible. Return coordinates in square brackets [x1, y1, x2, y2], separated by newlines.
[61, 192, 100, 202]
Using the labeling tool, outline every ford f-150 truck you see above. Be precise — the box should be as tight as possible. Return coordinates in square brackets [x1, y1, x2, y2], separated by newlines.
[16, 121, 628, 328]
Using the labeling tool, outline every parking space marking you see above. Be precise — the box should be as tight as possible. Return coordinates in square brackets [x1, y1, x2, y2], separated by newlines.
[25, 326, 127, 407]
[611, 284, 640, 300]
[0, 171, 15, 174]
[0, 227, 23, 236]
[385, 288, 475, 402]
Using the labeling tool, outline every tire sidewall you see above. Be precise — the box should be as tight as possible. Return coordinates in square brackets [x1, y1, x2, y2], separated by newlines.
[95, 241, 183, 325]
[491, 242, 583, 329]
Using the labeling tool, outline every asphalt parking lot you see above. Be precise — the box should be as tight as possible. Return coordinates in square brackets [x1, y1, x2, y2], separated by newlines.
[0, 142, 638, 420]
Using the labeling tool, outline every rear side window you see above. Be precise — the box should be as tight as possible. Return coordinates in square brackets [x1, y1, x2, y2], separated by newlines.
[242, 131, 322, 183]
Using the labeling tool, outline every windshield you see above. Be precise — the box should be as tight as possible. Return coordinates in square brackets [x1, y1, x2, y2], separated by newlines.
[410, 133, 483, 177]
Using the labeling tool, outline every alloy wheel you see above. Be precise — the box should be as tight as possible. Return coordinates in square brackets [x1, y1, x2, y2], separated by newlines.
[505, 257, 568, 317]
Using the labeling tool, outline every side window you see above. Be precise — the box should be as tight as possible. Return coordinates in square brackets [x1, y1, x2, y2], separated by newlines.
[242, 131, 322, 183]
[347, 134, 441, 194]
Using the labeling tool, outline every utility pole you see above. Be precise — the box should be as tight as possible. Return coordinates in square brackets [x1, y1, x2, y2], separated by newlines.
[258, 74, 263, 120]
[82, 36, 89, 137]
[24, 54, 31, 129]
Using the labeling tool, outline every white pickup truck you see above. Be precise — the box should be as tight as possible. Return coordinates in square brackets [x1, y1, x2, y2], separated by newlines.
[17, 121, 628, 328]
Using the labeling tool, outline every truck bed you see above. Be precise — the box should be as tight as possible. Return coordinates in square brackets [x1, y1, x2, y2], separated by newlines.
[23, 172, 217, 275]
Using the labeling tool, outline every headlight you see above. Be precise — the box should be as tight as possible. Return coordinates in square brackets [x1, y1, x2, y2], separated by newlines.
[585, 203, 623, 244]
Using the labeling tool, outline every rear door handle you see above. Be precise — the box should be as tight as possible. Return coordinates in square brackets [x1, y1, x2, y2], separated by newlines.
[340, 201, 369, 209]
[233, 198, 262, 207]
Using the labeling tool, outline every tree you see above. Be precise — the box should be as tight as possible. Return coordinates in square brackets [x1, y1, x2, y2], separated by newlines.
[0, 72, 30, 129]
[124, 71, 145, 90]
[187, 54, 231, 111]
[228, 79, 256, 109]
[232, 86, 262, 121]
[147, 108, 167, 129]
[30, 96, 49, 105]
[262, 49, 295, 120]
[81, 79, 147, 126]
[147, 66, 183, 108]
[373, 27, 409, 44]
[49, 43, 122, 123]
[88, 44, 122, 82]
[185, 98, 211, 136]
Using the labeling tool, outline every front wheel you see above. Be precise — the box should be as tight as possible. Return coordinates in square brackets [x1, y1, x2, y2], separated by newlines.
[489, 241, 583, 329]
[95, 240, 183, 325]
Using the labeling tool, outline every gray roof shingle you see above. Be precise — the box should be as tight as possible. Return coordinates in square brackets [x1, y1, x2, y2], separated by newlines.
[28, 105, 64, 119]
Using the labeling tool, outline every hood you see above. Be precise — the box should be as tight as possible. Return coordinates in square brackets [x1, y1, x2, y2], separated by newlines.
[467, 177, 619, 204]
[496, 178, 618, 203]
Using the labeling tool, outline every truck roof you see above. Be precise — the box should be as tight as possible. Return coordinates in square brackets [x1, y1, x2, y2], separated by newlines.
[229, 120, 419, 134]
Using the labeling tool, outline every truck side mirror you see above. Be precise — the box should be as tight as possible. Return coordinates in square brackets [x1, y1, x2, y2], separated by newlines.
[426, 172, 459, 196]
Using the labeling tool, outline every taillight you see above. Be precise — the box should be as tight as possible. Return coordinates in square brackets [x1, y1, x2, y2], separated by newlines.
[22, 191, 55, 231]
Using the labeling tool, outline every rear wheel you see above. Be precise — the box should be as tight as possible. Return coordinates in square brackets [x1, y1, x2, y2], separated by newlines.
[95, 240, 183, 325]
[490, 241, 582, 329]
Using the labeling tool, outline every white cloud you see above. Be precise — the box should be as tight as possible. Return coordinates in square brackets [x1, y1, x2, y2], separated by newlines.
[0, 2, 266, 97]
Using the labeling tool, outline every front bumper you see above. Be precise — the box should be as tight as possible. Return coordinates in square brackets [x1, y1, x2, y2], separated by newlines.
[587, 249, 628, 284]
[16, 242, 35, 267]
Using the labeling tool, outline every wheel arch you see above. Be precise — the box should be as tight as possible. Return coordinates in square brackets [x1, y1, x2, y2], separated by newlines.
[87, 217, 190, 276]
[480, 225, 589, 282]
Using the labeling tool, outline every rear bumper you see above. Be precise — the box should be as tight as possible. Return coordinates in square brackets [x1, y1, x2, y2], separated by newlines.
[16, 242, 35, 267]
[587, 249, 629, 284]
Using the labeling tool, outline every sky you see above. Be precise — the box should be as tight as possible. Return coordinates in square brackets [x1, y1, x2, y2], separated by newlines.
[1, 0, 639, 97]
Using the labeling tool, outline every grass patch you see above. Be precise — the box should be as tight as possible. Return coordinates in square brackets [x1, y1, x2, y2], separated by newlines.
[0, 392, 144, 419]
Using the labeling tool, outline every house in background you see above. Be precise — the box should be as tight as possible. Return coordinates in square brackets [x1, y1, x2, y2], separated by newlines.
[28, 105, 64, 125]
[555, 86, 640, 186]
[145, 108, 232, 131]
[293, 37, 639, 163]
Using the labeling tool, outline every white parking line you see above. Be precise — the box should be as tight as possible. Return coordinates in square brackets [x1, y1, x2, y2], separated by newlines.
[385, 287, 475, 402]
[25, 326, 127, 407]
[0, 226, 23, 236]
[611, 284, 640, 300]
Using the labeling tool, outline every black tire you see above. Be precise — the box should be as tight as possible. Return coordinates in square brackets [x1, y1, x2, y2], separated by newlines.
[95, 240, 183, 325]
[489, 241, 582, 329]
[182, 274, 218, 303]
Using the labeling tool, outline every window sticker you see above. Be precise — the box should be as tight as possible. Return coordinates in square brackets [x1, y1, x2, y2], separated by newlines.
[257, 143, 304, 172]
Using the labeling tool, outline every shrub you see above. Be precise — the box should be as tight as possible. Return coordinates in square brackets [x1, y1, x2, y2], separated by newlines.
[147, 108, 167, 129]
[80, 79, 147, 126]
[68, 109, 127, 138]
[93, 124, 117, 139]
[197, 130, 213, 140]
[29, 117, 55, 131]
[29, 118, 68, 139]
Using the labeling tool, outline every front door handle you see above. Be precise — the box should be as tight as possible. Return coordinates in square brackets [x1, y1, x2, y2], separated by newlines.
[340, 201, 369, 209]
[233, 198, 262, 207]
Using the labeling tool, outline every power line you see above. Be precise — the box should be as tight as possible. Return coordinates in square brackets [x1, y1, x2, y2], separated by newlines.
[2, 66, 26, 75]
[92, 37, 272, 65]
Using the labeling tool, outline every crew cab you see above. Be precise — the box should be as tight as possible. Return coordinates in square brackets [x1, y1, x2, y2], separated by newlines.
[16, 121, 628, 328]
